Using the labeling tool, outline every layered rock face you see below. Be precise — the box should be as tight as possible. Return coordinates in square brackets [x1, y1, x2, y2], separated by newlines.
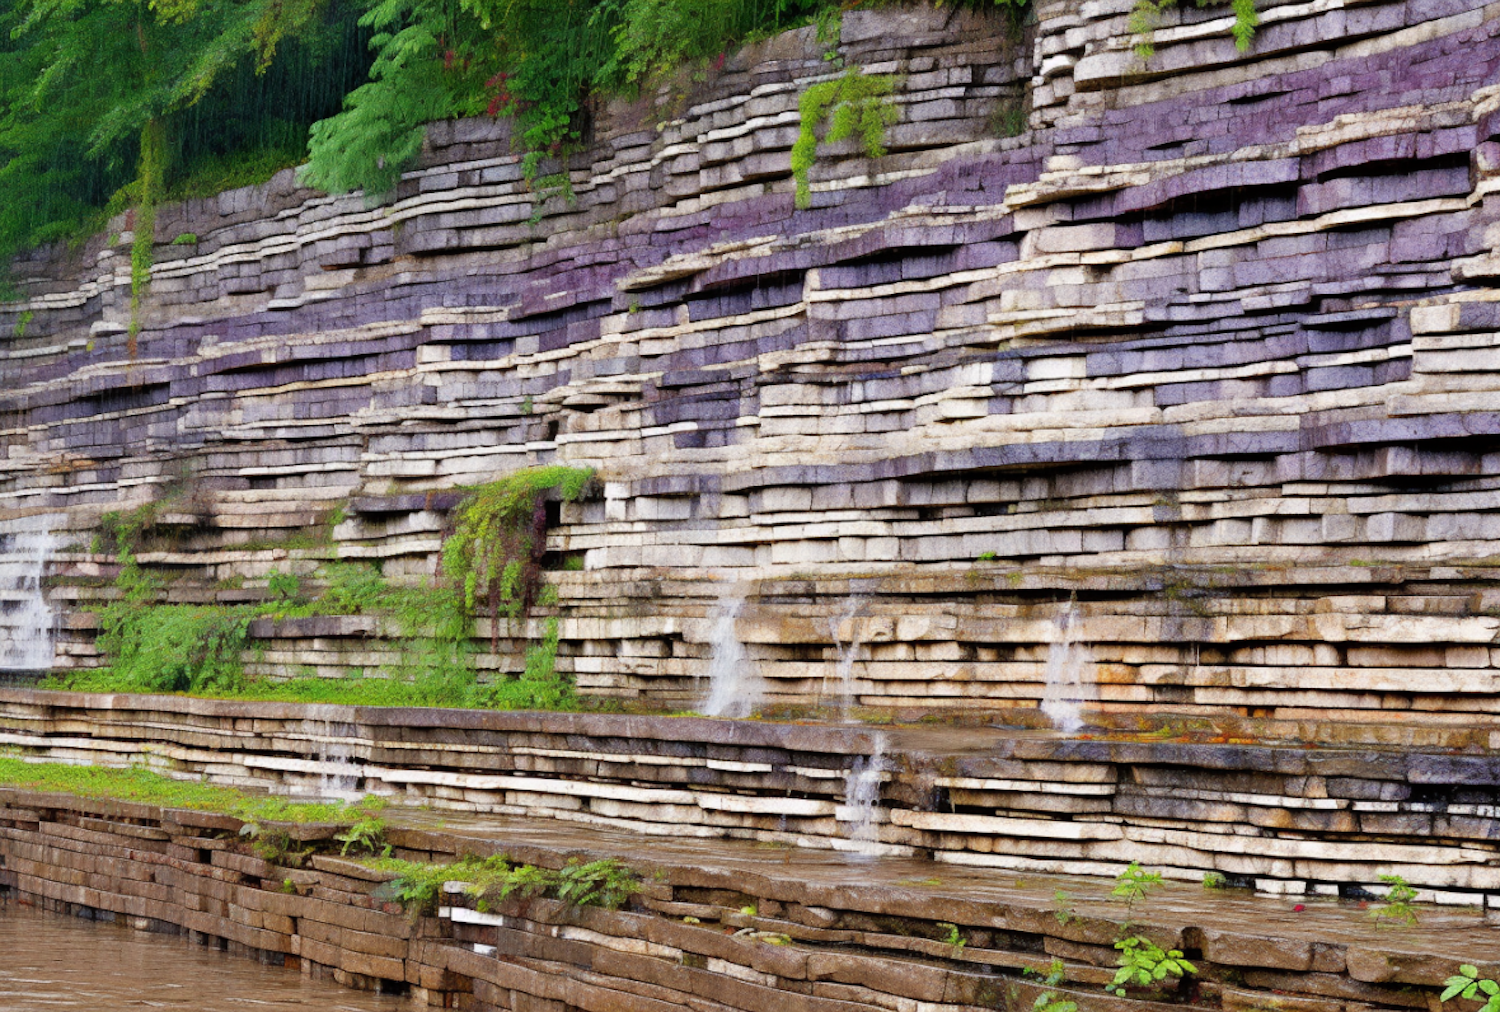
[3, 0, 1500, 725]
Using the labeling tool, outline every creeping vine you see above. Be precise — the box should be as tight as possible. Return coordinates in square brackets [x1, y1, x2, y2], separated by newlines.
[791, 68, 900, 210]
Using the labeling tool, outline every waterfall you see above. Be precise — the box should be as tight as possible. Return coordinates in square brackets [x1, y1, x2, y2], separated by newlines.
[303, 707, 363, 801]
[839, 732, 887, 856]
[1040, 599, 1097, 734]
[0, 518, 61, 678]
[826, 596, 866, 720]
[700, 592, 763, 718]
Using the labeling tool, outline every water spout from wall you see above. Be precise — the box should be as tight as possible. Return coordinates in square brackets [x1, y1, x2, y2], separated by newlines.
[1040, 599, 1097, 734]
[303, 707, 363, 802]
[700, 590, 763, 718]
[0, 518, 62, 679]
[826, 595, 866, 720]
[840, 731, 887, 856]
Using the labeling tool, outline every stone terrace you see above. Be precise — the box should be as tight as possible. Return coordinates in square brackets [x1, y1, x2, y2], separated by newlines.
[10, 689, 1500, 899]
[4, 786, 1500, 1012]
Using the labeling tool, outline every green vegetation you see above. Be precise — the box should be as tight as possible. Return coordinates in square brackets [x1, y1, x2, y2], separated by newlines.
[1444, 966, 1500, 1012]
[0, 0, 1263, 275]
[1110, 860, 1161, 915]
[1201, 870, 1227, 890]
[1025, 959, 1078, 1012]
[441, 466, 592, 648]
[335, 809, 392, 856]
[0, 0, 368, 263]
[1052, 887, 1075, 926]
[372, 853, 639, 915]
[791, 67, 899, 210]
[50, 467, 589, 710]
[1104, 862, 1195, 998]
[1130, 0, 1259, 60]
[0, 757, 362, 824]
[938, 921, 967, 949]
[1107, 936, 1196, 996]
[1369, 873, 1418, 927]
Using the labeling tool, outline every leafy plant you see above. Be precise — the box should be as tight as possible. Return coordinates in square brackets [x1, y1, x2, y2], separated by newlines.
[241, 823, 313, 867]
[1052, 888, 1076, 926]
[336, 811, 391, 856]
[938, 922, 967, 949]
[374, 854, 638, 916]
[554, 858, 640, 909]
[1024, 958, 1077, 1012]
[1108, 935, 1196, 996]
[441, 466, 592, 648]
[1369, 874, 1419, 928]
[790, 67, 899, 210]
[267, 568, 302, 602]
[12, 310, 33, 338]
[1202, 871, 1227, 890]
[1111, 861, 1162, 916]
[1443, 966, 1500, 1012]
[171, 232, 198, 245]
[1130, 0, 1259, 60]
[1033, 994, 1078, 1012]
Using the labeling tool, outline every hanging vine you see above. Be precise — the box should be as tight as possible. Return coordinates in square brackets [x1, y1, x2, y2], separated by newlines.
[440, 465, 593, 650]
[128, 118, 168, 358]
[791, 67, 900, 210]
[1129, 0, 1259, 60]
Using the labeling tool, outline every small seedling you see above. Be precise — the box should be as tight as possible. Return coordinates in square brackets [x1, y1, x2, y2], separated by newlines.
[1112, 861, 1162, 915]
[1369, 873, 1418, 927]
[1202, 871, 1227, 890]
[1108, 935, 1196, 996]
[977, 551, 998, 562]
[740, 904, 757, 917]
[1053, 889, 1076, 926]
[938, 922, 966, 950]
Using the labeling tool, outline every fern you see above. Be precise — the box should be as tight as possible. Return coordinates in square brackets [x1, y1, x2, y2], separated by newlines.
[791, 68, 899, 210]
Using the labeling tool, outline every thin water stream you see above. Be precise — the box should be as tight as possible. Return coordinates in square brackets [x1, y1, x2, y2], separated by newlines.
[0, 902, 417, 1010]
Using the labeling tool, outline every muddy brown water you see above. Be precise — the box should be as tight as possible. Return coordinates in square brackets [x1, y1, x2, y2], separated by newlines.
[0, 901, 418, 1010]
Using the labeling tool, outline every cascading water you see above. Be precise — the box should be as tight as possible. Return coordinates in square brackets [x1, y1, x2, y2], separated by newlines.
[0, 518, 62, 680]
[303, 707, 363, 802]
[839, 731, 887, 856]
[700, 591, 763, 718]
[826, 596, 866, 720]
[1040, 599, 1097, 734]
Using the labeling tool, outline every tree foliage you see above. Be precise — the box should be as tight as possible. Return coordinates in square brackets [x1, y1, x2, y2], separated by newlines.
[0, 0, 1262, 273]
[0, 0, 367, 262]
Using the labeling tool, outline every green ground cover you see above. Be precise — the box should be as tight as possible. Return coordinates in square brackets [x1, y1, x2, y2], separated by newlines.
[0, 757, 355, 823]
[44, 467, 591, 712]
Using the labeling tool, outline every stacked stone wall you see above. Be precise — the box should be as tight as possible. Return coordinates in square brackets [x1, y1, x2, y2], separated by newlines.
[3, 785, 1499, 1012]
[12, 689, 1500, 898]
[3, 0, 1500, 723]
